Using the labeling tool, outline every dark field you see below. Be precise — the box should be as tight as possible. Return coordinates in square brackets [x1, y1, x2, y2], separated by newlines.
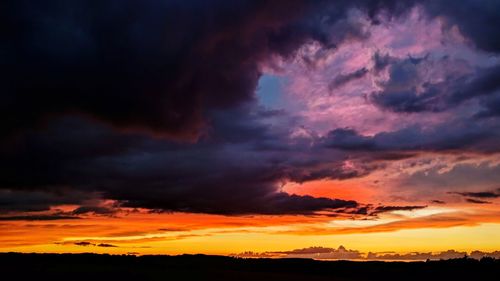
[1, 253, 499, 281]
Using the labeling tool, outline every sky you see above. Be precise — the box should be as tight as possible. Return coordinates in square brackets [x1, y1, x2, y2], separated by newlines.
[1, 0, 500, 258]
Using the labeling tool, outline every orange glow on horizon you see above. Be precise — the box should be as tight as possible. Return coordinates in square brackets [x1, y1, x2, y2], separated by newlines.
[2, 203, 500, 256]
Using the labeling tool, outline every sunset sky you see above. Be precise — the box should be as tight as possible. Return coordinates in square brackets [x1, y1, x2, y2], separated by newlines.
[2, 0, 500, 258]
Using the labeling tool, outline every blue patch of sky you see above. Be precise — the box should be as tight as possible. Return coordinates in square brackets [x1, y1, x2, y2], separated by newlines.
[256, 74, 286, 109]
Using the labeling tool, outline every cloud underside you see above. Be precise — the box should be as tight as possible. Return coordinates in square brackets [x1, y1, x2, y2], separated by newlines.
[1, 0, 500, 216]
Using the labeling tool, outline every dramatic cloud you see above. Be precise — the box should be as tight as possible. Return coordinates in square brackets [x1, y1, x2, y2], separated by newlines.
[323, 121, 500, 153]
[0, 189, 97, 213]
[423, 0, 500, 53]
[369, 56, 500, 114]
[1, 0, 399, 139]
[0, 114, 360, 216]
[2, 0, 500, 220]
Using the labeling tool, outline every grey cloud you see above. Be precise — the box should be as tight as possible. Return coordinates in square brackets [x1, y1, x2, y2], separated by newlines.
[0, 112, 360, 216]
[465, 198, 491, 204]
[329, 68, 369, 90]
[450, 191, 500, 199]
[369, 55, 500, 114]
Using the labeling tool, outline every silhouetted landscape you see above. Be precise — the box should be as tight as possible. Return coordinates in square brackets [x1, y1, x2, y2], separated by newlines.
[1, 253, 499, 281]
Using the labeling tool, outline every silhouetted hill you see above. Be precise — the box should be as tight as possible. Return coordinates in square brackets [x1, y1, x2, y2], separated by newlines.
[0, 253, 498, 281]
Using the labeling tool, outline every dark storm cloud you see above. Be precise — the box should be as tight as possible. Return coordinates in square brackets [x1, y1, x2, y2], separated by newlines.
[0, 189, 92, 213]
[1, 0, 387, 139]
[476, 94, 500, 118]
[323, 118, 500, 153]
[323, 128, 375, 151]
[2, 0, 499, 138]
[0, 113, 359, 216]
[366, 0, 500, 115]
[423, 0, 500, 53]
[369, 56, 500, 114]
[0, 117, 144, 190]
[3, 0, 500, 217]
[1, 0, 290, 138]
[372, 52, 398, 73]
[369, 55, 440, 113]
[448, 65, 500, 105]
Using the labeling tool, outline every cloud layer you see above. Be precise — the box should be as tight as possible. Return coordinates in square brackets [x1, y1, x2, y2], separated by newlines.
[2, 0, 500, 218]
